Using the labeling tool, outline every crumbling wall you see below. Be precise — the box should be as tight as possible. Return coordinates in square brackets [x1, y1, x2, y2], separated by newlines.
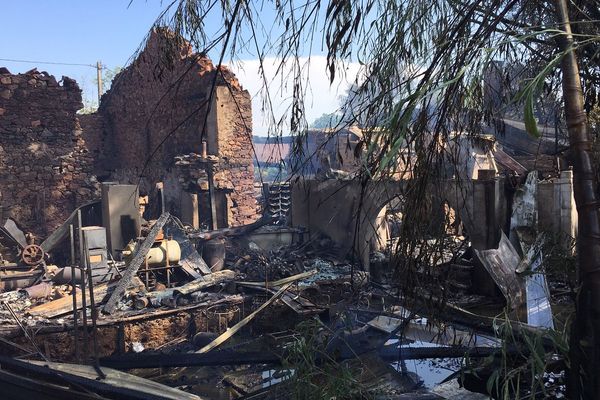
[0, 29, 257, 235]
[97, 30, 215, 176]
[0, 68, 98, 236]
[210, 86, 256, 225]
[291, 128, 364, 177]
[94, 29, 257, 226]
[291, 179, 406, 270]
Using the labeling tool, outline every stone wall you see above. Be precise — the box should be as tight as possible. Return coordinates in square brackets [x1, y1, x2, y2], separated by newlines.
[97, 30, 215, 177]
[0, 29, 258, 235]
[0, 68, 98, 236]
[209, 86, 256, 225]
[93, 29, 257, 226]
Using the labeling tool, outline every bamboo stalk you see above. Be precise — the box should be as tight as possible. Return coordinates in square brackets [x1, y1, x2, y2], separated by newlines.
[555, 1, 600, 397]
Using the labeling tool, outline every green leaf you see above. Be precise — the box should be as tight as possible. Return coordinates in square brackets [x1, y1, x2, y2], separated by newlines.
[518, 51, 566, 138]
[524, 90, 540, 138]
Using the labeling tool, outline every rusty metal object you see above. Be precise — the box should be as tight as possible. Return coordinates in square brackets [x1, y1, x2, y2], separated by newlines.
[133, 297, 149, 310]
[19, 282, 53, 299]
[21, 244, 44, 266]
[0, 269, 43, 292]
[200, 238, 225, 271]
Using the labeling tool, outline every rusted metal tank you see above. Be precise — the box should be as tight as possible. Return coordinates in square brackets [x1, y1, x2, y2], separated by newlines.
[123, 239, 181, 267]
[200, 238, 225, 271]
[18, 282, 53, 299]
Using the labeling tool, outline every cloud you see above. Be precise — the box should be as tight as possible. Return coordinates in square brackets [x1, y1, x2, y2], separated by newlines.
[230, 56, 362, 136]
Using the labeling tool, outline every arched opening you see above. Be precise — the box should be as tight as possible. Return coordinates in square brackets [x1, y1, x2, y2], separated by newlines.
[368, 194, 405, 283]
[442, 199, 464, 237]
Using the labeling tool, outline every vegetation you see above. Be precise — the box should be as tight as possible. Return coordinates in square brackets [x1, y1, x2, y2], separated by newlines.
[280, 319, 370, 399]
[79, 66, 122, 113]
[310, 112, 342, 129]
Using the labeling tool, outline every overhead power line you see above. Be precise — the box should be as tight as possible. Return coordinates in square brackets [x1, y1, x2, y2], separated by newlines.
[0, 58, 103, 69]
[0, 58, 115, 104]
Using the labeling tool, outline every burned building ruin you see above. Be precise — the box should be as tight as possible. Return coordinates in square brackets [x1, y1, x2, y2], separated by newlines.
[0, 29, 258, 239]
[0, 18, 585, 400]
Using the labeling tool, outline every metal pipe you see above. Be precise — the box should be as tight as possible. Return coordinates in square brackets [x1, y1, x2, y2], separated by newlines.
[207, 165, 218, 230]
[84, 235, 105, 378]
[69, 224, 79, 361]
[77, 210, 88, 358]
[3, 301, 48, 362]
[18, 282, 52, 299]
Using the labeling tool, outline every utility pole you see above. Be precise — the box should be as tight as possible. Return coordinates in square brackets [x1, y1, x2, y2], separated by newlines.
[96, 61, 102, 105]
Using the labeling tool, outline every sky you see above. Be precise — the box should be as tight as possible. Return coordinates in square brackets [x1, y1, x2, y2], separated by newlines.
[0, 1, 359, 135]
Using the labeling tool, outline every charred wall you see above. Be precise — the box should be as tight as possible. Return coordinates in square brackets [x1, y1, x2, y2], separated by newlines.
[95, 30, 217, 177]
[0, 68, 98, 236]
[0, 29, 257, 235]
[93, 30, 257, 226]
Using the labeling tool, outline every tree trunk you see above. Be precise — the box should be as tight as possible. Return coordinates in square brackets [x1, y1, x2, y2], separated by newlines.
[555, 1, 600, 398]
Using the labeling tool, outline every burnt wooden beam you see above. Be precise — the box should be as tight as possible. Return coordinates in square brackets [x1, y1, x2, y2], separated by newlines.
[187, 215, 274, 242]
[100, 344, 510, 370]
[103, 213, 170, 314]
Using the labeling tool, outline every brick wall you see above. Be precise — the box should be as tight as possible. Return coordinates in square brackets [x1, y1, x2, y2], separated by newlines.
[0, 68, 98, 236]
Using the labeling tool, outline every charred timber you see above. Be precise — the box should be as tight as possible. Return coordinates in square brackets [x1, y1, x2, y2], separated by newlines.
[187, 215, 274, 242]
[100, 344, 517, 370]
[135, 270, 235, 309]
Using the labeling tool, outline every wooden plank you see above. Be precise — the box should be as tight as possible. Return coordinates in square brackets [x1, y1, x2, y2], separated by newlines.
[132, 270, 234, 309]
[103, 213, 170, 314]
[101, 343, 508, 370]
[100, 295, 245, 324]
[28, 283, 108, 318]
[2, 295, 246, 338]
[27, 277, 144, 318]
[173, 270, 235, 296]
[241, 285, 322, 315]
[235, 269, 317, 288]
[197, 282, 293, 354]
[187, 215, 274, 241]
